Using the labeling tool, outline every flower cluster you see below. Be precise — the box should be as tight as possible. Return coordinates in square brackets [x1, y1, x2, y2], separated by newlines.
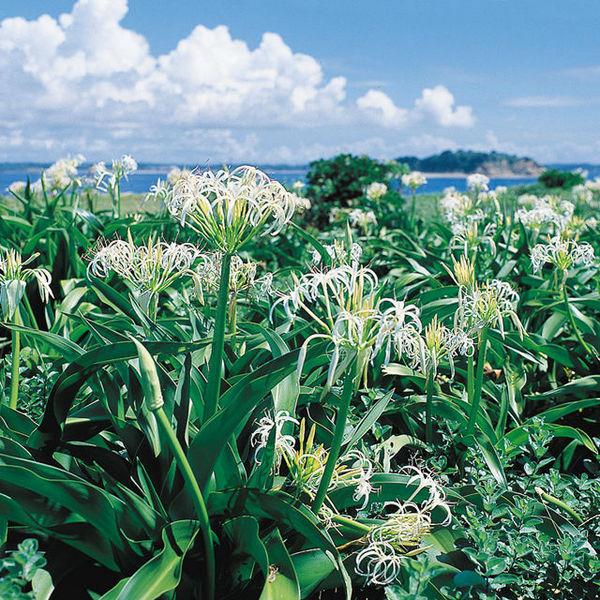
[515, 195, 574, 231]
[365, 182, 388, 200]
[466, 173, 490, 192]
[158, 166, 300, 252]
[355, 466, 451, 586]
[87, 233, 201, 310]
[92, 155, 138, 192]
[0, 250, 53, 318]
[401, 172, 427, 190]
[195, 253, 273, 301]
[531, 237, 595, 273]
[440, 191, 483, 234]
[348, 208, 377, 232]
[274, 419, 376, 508]
[311, 241, 363, 268]
[456, 278, 522, 337]
[250, 410, 299, 468]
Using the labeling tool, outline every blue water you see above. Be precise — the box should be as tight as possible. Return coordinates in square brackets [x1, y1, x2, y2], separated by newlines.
[1, 162, 598, 196]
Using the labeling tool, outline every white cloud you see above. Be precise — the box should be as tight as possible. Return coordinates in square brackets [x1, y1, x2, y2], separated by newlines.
[356, 90, 410, 127]
[0, 0, 474, 161]
[506, 96, 583, 108]
[356, 85, 474, 129]
[414, 85, 475, 127]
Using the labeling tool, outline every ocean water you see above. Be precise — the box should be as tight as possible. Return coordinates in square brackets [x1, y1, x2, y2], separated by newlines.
[1, 163, 598, 197]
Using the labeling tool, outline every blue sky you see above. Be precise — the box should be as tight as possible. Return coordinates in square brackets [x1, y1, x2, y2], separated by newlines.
[0, 0, 599, 163]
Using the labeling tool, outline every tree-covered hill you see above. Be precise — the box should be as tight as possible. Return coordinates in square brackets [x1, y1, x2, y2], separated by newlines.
[397, 149, 543, 176]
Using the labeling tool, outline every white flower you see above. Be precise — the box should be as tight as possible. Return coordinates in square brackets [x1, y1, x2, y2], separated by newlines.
[162, 166, 300, 252]
[365, 181, 388, 200]
[456, 279, 522, 337]
[572, 184, 593, 204]
[8, 181, 26, 194]
[585, 177, 600, 192]
[92, 154, 137, 192]
[195, 253, 272, 301]
[272, 247, 421, 384]
[292, 180, 305, 192]
[348, 209, 377, 232]
[355, 466, 451, 586]
[167, 167, 192, 184]
[531, 237, 595, 273]
[250, 410, 298, 466]
[87, 233, 201, 309]
[291, 193, 311, 213]
[515, 196, 574, 231]
[401, 172, 427, 190]
[311, 241, 362, 267]
[31, 155, 85, 191]
[355, 539, 404, 585]
[494, 185, 508, 194]
[0, 250, 53, 318]
[439, 190, 484, 232]
[466, 173, 489, 192]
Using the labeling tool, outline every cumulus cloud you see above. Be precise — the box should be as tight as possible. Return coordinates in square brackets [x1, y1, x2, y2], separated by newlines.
[357, 85, 474, 129]
[0, 0, 474, 161]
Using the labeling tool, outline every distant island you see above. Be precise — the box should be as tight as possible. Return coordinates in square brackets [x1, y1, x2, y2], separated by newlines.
[396, 150, 544, 177]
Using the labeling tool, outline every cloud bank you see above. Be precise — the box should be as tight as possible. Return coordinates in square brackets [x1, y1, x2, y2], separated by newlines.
[0, 0, 474, 161]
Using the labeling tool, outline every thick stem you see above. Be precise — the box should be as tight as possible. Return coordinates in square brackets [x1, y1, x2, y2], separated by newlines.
[9, 310, 21, 410]
[561, 278, 594, 356]
[466, 328, 489, 436]
[332, 514, 371, 535]
[312, 360, 357, 514]
[425, 369, 434, 443]
[154, 408, 215, 600]
[467, 353, 474, 406]
[204, 252, 232, 420]
[410, 190, 417, 226]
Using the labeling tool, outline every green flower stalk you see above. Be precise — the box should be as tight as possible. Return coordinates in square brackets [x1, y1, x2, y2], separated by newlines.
[133, 339, 215, 600]
[531, 236, 596, 356]
[156, 166, 302, 419]
[0, 250, 53, 410]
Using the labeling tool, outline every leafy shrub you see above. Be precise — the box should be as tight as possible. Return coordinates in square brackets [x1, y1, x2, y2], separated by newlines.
[538, 169, 584, 189]
[305, 153, 406, 225]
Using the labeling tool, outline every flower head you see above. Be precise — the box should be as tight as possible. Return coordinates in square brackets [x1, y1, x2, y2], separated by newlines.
[87, 233, 201, 311]
[515, 196, 574, 231]
[348, 208, 377, 232]
[195, 252, 273, 301]
[160, 166, 300, 252]
[466, 173, 489, 192]
[250, 410, 299, 468]
[0, 250, 53, 318]
[531, 237, 595, 273]
[456, 279, 522, 337]
[402, 172, 427, 190]
[365, 182, 388, 200]
[92, 154, 137, 192]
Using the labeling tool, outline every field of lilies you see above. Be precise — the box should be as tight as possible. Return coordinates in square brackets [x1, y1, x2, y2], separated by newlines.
[0, 154, 598, 599]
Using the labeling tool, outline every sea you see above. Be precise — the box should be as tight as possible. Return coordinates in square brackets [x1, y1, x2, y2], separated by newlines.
[1, 163, 599, 196]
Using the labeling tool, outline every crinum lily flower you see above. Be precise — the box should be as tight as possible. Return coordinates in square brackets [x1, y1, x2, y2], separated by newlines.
[87, 232, 201, 315]
[354, 466, 451, 586]
[272, 249, 422, 388]
[531, 236, 595, 273]
[159, 165, 300, 253]
[0, 249, 53, 319]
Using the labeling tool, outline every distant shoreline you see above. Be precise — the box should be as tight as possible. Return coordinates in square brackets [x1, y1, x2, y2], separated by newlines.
[421, 172, 537, 179]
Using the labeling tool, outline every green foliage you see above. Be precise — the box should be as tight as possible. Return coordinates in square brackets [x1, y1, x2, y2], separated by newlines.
[304, 153, 405, 224]
[538, 168, 585, 189]
[0, 539, 53, 600]
[0, 159, 599, 599]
